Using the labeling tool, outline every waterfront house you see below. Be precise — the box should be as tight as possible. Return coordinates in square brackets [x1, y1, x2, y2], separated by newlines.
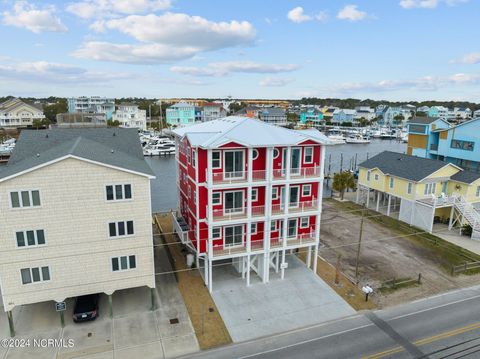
[428, 106, 449, 119]
[474, 109, 480, 118]
[166, 102, 203, 126]
[113, 103, 147, 130]
[171, 116, 328, 292]
[0, 98, 45, 128]
[381, 106, 414, 125]
[68, 96, 115, 120]
[259, 107, 287, 126]
[407, 117, 480, 173]
[234, 106, 262, 118]
[0, 128, 155, 318]
[332, 109, 356, 124]
[299, 108, 324, 127]
[357, 151, 480, 239]
[203, 102, 227, 122]
[354, 106, 376, 122]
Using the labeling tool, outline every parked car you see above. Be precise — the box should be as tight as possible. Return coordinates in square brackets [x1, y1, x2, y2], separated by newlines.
[73, 294, 99, 322]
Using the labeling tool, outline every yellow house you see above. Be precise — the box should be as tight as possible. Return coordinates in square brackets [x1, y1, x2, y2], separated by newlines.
[357, 151, 480, 239]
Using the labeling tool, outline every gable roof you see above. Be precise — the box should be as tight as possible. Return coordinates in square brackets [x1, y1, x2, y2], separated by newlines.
[173, 116, 330, 148]
[359, 151, 458, 182]
[408, 116, 439, 125]
[0, 128, 154, 182]
[451, 170, 480, 184]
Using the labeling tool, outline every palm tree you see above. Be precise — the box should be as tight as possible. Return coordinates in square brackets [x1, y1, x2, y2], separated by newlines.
[333, 171, 356, 200]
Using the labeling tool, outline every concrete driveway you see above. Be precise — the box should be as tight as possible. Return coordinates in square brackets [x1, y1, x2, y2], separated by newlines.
[0, 285, 198, 359]
[210, 255, 356, 342]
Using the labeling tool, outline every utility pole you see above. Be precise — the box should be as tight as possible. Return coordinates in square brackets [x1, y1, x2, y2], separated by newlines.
[355, 209, 365, 283]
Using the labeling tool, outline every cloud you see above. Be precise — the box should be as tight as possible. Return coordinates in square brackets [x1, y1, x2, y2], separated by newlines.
[259, 77, 294, 87]
[399, 0, 468, 9]
[65, 0, 172, 19]
[0, 60, 132, 83]
[73, 13, 256, 64]
[337, 5, 369, 21]
[287, 7, 312, 23]
[451, 52, 480, 64]
[287, 7, 328, 23]
[2, 1, 67, 33]
[170, 61, 300, 77]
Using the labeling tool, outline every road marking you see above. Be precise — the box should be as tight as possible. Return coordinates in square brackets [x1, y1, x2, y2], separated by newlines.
[362, 321, 480, 359]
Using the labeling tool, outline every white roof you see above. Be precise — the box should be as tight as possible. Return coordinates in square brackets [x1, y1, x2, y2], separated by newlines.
[172, 116, 331, 148]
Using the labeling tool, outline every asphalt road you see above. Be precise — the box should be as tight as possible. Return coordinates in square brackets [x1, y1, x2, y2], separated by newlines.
[182, 284, 480, 359]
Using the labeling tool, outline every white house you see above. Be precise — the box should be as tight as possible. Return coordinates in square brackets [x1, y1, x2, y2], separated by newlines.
[113, 103, 147, 130]
[0, 128, 156, 331]
[0, 98, 45, 128]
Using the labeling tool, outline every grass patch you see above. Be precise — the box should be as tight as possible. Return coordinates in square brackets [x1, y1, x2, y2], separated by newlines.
[327, 199, 480, 275]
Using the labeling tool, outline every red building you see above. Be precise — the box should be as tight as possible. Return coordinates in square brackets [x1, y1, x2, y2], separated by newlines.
[172, 117, 328, 292]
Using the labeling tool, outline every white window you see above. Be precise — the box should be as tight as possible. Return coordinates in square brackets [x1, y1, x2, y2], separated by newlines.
[424, 183, 437, 195]
[300, 217, 309, 228]
[10, 190, 41, 208]
[106, 184, 132, 201]
[192, 150, 196, 167]
[109, 221, 134, 238]
[212, 227, 221, 239]
[272, 187, 279, 200]
[252, 149, 259, 160]
[389, 178, 394, 189]
[21, 266, 50, 284]
[375, 174, 379, 181]
[212, 151, 221, 169]
[111, 255, 136, 271]
[187, 148, 191, 164]
[367, 171, 371, 181]
[224, 225, 243, 247]
[16, 230, 46, 247]
[477, 186, 480, 197]
[251, 188, 258, 201]
[302, 184, 312, 197]
[251, 223, 257, 234]
[304, 147, 313, 164]
[271, 220, 277, 231]
[212, 193, 221, 205]
[407, 182, 413, 195]
[273, 148, 280, 159]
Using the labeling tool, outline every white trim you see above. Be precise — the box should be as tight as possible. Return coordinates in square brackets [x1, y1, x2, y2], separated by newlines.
[287, 218, 298, 239]
[0, 154, 155, 184]
[303, 147, 313, 164]
[300, 217, 309, 229]
[212, 192, 222, 205]
[289, 185, 300, 207]
[270, 220, 277, 232]
[105, 183, 133, 202]
[14, 229, 47, 248]
[252, 149, 259, 160]
[251, 222, 257, 234]
[9, 189, 42, 209]
[223, 149, 245, 179]
[212, 150, 221, 169]
[212, 227, 221, 239]
[111, 255, 137, 272]
[20, 266, 51, 285]
[272, 187, 279, 200]
[108, 220, 135, 238]
[223, 190, 244, 214]
[273, 148, 280, 159]
[251, 188, 258, 202]
[223, 225, 244, 248]
[302, 184, 312, 197]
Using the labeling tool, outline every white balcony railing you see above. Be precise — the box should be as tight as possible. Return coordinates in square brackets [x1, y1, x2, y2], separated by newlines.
[209, 166, 321, 184]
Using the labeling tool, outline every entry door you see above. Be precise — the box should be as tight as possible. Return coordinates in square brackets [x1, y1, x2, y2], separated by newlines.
[224, 151, 244, 178]
[289, 186, 299, 207]
[291, 148, 301, 175]
[280, 187, 286, 210]
[281, 148, 287, 177]
[224, 191, 243, 214]
[224, 225, 243, 247]
[287, 219, 297, 239]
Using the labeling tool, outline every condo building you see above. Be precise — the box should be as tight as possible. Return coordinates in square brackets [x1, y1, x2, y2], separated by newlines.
[171, 117, 329, 292]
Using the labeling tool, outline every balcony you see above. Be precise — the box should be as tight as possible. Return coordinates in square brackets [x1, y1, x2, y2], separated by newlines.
[209, 200, 318, 222]
[211, 170, 267, 184]
[273, 166, 321, 181]
[212, 239, 264, 258]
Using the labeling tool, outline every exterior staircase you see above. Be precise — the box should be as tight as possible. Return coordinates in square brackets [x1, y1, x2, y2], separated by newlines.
[454, 196, 480, 240]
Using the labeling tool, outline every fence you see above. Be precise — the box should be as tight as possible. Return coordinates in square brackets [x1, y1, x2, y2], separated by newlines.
[451, 261, 480, 275]
[380, 273, 422, 290]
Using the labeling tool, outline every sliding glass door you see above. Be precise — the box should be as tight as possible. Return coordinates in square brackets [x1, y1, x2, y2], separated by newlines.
[224, 151, 244, 179]
[224, 191, 243, 214]
[224, 225, 243, 247]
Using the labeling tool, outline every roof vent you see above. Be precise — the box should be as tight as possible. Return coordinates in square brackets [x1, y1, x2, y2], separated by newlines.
[111, 149, 114, 153]
[36, 153, 40, 157]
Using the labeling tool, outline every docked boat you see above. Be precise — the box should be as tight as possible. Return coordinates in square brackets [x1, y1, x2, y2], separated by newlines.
[345, 134, 371, 144]
[143, 143, 176, 156]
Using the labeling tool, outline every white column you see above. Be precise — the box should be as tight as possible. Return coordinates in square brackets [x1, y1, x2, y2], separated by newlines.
[307, 246, 312, 268]
[355, 187, 360, 204]
[448, 206, 454, 230]
[387, 195, 391, 216]
[285, 147, 292, 214]
[204, 256, 208, 286]
[366, 188, 370, 208]
[376, 191, 380, 212]
[313, 144, 326, 275]
[246, 255, 251, 286]
[264, 147, 274, 283]
[207, 149, 214, 292]
[246, 147, 253, 285]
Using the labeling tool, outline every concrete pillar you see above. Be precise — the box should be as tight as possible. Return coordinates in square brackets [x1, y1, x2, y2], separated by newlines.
[376, 191, 380, 212]
[355, 187, 360, 204]
[387, 195, 391, 216]
[313, 242, 319, 274]
[246, 255, 251, 286]
[150, 288, 156, 311]
[204, 256, 208, 286]
[108, 294, 113, 318]
[275, 252, 279, 273]
[7, 310, 15, 337]
[281, 249, 286, 280]
[366, 188, 370, 208]
[448, 206, 455, 230]
[307, 246, 312, 268]
[208, 257, 213, 293]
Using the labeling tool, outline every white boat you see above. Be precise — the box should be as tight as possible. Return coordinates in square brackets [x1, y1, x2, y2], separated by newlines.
[401, 132, 408, 143]
[326, 134, 346, 145]
[345, 134, 371, 144]
[143, 143, 176, 156]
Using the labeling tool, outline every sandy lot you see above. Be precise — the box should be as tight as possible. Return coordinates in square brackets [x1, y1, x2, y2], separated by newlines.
[320, 199, 480, 308]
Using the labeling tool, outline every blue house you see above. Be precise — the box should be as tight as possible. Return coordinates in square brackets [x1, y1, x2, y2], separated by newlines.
[332, 109, 356, 124]
[299, 108, 324, 127]
[166, 102, 203, 126]
[408, 117, 480, 172]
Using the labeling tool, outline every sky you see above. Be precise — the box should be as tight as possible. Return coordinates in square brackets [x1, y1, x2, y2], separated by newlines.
[1, 0, 480, 101]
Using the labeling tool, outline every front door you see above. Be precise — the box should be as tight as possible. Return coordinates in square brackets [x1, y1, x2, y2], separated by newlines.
[280, 187, 285, 210]
[224, 151, 244, 178]
[224, 191, 243, 214]
[291, 148, 301, 175]
[290, 186, 299, 207]
[287, 219, 297, 239]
